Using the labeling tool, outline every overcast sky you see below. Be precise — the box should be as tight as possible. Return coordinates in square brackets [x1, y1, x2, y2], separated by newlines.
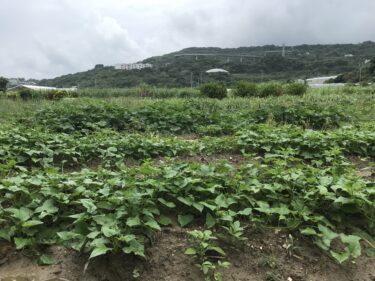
[1, 0, 375, 79]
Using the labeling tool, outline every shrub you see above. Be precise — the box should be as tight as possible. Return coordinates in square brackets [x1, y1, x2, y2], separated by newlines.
[69, 91, 79, 98]
[252, 102, 350, 129]
[259, 82, 284, 97]
[55, 90, 68, 100]
[18, 88, 32, 100]
[136, 83, 153, 98]
[6, 92, 18, 100]
[46, 90, 68, 100]
[284, 82, 308, 96]
[233, 81, 258, 97]
[200, 82, 227, 99]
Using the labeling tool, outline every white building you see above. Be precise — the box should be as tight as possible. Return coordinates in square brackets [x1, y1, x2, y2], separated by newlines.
[114, 63, 153, 70]
[206, 68, 229, 74]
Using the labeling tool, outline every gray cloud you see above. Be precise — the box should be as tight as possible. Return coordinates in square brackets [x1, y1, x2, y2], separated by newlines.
[0, 0, 374, 78]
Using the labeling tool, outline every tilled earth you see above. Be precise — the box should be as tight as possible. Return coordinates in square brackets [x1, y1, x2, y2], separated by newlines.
[1, 227, 374, 281]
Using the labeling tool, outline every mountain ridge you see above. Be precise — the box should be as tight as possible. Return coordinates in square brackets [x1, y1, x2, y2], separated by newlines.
[39, 41, 375, 88]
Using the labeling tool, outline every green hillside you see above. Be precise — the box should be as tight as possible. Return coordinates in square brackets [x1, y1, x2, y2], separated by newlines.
[39, 41, 375, 88]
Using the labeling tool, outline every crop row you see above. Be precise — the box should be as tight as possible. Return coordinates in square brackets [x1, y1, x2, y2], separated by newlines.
[1, 124, 374, 172]
[21, 100, 351, 134]
[0, 156, 373, 264]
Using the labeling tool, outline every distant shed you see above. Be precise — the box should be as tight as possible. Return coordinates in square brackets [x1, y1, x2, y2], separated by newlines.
[7, 85, 77, 91]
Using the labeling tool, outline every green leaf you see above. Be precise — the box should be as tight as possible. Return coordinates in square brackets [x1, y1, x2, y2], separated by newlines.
[208, 246, 226, 256]
[93, 214, 117, 226]
[184, 248, 197, 255]
[38, 254, 55, 265]
[144, 219, 161, 231]
[318, 224, 338, 249]
[87, 231, 100, 239]
[57, 231, 82, 241]
[7, 207, 33, 222]
[123, 239, 145, 257]
[214, 194, 228, 208]
[89, 244, 111, 259]
[340, 234, 361, 258]
[158, 215, 172, 226]
[330, 251, 349, 264]
[0, 229, 11, 241]
[177, 196, 194, 207]
[101, 226, 119, 238]
[158, 198, 176, 208]
[35, 199, 58, 218]
[205, 213, 216, 228]
[126, 216, 141, 227]
[300, 227, 317, 236]
[178, 214, 194, 227]
[79, 199, 97, 214]
[22, 220, 44, 228]
[14, 237, 32, 249]
[192, 202, 204, 213]
[237, 208, 252, 216]
[255, 201, 271, 214]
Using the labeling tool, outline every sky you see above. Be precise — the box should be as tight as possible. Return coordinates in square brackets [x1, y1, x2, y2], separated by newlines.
[1, 0, 375, 79]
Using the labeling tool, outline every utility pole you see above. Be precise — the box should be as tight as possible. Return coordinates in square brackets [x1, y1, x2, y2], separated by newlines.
[190, 72, 193, 88]
[359, 62, 364, 83]
[282, 43, 286, 57]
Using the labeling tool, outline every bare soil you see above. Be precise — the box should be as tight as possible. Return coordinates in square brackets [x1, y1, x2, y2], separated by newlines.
[350, 156, 375, 180]
[1, 227, 374, 281]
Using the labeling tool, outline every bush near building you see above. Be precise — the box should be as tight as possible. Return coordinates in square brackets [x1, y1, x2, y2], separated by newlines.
[233, 81, 258, 97]
[200, 82, 227, 99]
[284, 82, 308, 96]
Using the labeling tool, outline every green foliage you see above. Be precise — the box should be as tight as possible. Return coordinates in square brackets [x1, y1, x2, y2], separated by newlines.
[18, 88, 32, 100]
[46, 90, 69, 100]
[233, 81, 258, 97]
[185, 230, 230, 281]
[251, 102, 350, 129]
[0, 155, 373, 264]
[284, 82, 308, 96]
[6, 92, 18, 100]
[38, 42, 375, 88]
[200, 83, 227, 99]
[259, 82, 284, 97]
[0, 87, 374, 269]
[21, 98, 351, 136]
[0, 77, 8, 92]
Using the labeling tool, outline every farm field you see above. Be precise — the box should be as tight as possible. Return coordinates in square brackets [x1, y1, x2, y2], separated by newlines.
[0, 87, 374, 281]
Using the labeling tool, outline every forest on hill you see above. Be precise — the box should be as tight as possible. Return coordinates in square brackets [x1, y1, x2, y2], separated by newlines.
[39, 41, 375, 88]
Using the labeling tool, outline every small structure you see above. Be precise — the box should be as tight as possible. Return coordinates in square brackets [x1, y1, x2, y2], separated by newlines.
[114, 63, 153, 71]
[7, 85, 77, 92]
[344, 54, 354, 57]
[305, 76, 344, 88]
[206, 68, 229, 74]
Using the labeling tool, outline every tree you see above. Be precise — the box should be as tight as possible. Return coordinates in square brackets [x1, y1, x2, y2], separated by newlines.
[0, 77, 8, 92]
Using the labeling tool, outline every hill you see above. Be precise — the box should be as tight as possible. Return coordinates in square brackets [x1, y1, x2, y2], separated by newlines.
[39, 41, 375, 88]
